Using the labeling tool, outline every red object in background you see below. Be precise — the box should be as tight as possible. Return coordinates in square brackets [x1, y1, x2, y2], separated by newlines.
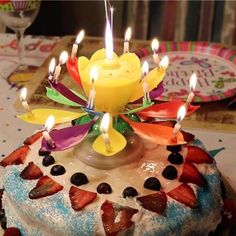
[0, 0, 10, 3]
[138, 100, 200, 119]
[66, 57, 82, 86]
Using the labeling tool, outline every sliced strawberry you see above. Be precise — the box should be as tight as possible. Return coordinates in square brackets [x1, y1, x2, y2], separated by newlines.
[221, 199, 236, 227]
[179, 163, 207, 187]
[20, 162, 43, 180]
[185, 146, 213, 164]
[0, 189, 4, 209]
[69, 186, 97, 211]
[3, 227, 21, 236]
[0, 145, 30, 167]
[23, 131, 43, 145]
[137, 192, 167, 214]
[167, 183, 197, 209]
[101, 200, 138, 236]
[29, 175, 63, 199]
[181, 131, 195, 143]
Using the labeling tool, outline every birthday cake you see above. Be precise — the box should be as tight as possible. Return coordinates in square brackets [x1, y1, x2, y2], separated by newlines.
[0, 2, 228, 234]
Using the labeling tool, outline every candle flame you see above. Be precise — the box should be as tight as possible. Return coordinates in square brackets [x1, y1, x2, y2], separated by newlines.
[90, 66, 99, 83]
[151, 38, 159, 52]
[75, 30, 85, 44]
[59, 51, 69, 64]
[44, 115, 55, 132]
[100, 113, 110, 133]
[142, 61, 149, 77]
[105, 20, 113, 60]
[190, 73, 197, 91]
[159, 56, 169, 69]
[48, 58, 56, 74]
[125, 27, 132, 41]
[20, 87, 27, 101]
[177, 105, 186, 123]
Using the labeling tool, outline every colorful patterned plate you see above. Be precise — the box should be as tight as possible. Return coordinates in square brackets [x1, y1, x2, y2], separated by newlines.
[137, 42, 236, 102]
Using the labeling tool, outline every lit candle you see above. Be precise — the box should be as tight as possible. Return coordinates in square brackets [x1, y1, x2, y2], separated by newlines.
[48, 58, 56, 81]
[185, 73, 197, 110]
[151, 38, 160, 65]
[123, 27, 132, 54]
[142, 61, 150, 103]
[105, 18, 113, 60]
[54, 51, 69, 81]
[43, 115, 55, 148]
[20, 87, 33, 118]
[172, 105, 186, 141]
[159, 55, 169, 70]
[100, 113, 112, 152]
[71, 30, 85, 59]
[87, 66, 99, 109]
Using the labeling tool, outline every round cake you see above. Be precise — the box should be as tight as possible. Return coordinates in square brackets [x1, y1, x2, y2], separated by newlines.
[0, 128, 222, 236]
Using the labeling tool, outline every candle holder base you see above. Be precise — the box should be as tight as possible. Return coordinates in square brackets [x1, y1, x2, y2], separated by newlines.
[73, 132, 144, 170]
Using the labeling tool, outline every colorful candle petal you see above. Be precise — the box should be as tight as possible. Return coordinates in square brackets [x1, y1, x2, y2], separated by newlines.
[119, 52, 141, 68]
[120, 115, 186, 145]
[40, 118, 97, 151]
[138, 101, 200, 119]
[46, 87, 82, 107]
[129, 68, 165, 103]
[92, 128, 127, 156]
[66, 57, 82, 86]
[122, 102, 154, 115]
[18, 109, 86, 125]
[48, 80, 87, 106]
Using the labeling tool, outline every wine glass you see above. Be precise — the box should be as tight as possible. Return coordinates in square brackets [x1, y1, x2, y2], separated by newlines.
[0, 0, 41, 71]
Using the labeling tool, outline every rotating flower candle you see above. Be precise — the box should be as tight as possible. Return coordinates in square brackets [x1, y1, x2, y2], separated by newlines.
[123, 27, 131, 54]
[54, 51, 69, 81]
[20, 88, 33, 118]
[172, 105, 186, 141]
[43, 115, 56, 148]
[48, 58, 56, 80]
[185, 73, 197, 110]
[93, 113, 127, 156]
[159, 55, 169, 70]
[87, 66, 99, 109]
[71, 30, 85, 59]
[151, 38, 160, 65]
[142, 61, 150, 104]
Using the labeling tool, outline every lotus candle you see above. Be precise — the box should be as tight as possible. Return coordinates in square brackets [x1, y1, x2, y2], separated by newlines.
[43, 115, 56, 148]
[48, 58, 56, 80]
[54, 51, 69, 81]
[185, 73, 197, 110]
[20, 88, 34, 118]
[172, 105, 186, 141]
[151, 38, 160, 65]
[71, 30, 85, 59]
[123, 27, 131, 54]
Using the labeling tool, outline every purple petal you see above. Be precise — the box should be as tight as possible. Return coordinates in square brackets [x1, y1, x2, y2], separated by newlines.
[131, 82, 164, 104]
[48, 80, 87, 106]
[40, 119, 96, 151]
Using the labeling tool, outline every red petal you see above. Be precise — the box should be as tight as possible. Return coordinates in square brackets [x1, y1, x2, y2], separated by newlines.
[23, 131, 43, 145]
[66, 57, 82, 86]
[29, 176, 63, 199]
[120, 115, 186, 145]
[69, 186, 97, 211]
[186, 146, 213, 164]
[179, 163, 207, 187]
[0, 145, 29, 167]
[20, 162, 43, 180]
[167, 183, 197, 209]
[138, 100, 200, 119]
[137, 192, 167, 213]
[101, 200, 138, 236]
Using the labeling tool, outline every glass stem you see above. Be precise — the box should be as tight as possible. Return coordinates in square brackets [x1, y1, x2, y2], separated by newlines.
[15, 29, 25, 68]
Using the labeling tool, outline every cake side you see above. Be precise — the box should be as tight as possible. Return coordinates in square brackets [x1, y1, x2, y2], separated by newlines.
[1, 135, 222, 236]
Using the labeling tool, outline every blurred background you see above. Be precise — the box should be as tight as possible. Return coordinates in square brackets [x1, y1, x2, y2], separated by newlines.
[2, 0, 236, 45]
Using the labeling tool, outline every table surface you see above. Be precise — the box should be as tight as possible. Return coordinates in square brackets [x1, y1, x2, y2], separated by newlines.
[0, 34, 235, 193]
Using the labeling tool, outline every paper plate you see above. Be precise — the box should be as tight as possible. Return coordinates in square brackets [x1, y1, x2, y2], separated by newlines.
[137, 42, 236, 102]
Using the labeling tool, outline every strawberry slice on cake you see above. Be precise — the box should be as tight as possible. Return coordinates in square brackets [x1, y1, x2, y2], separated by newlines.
[20, 162, 43, 180]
